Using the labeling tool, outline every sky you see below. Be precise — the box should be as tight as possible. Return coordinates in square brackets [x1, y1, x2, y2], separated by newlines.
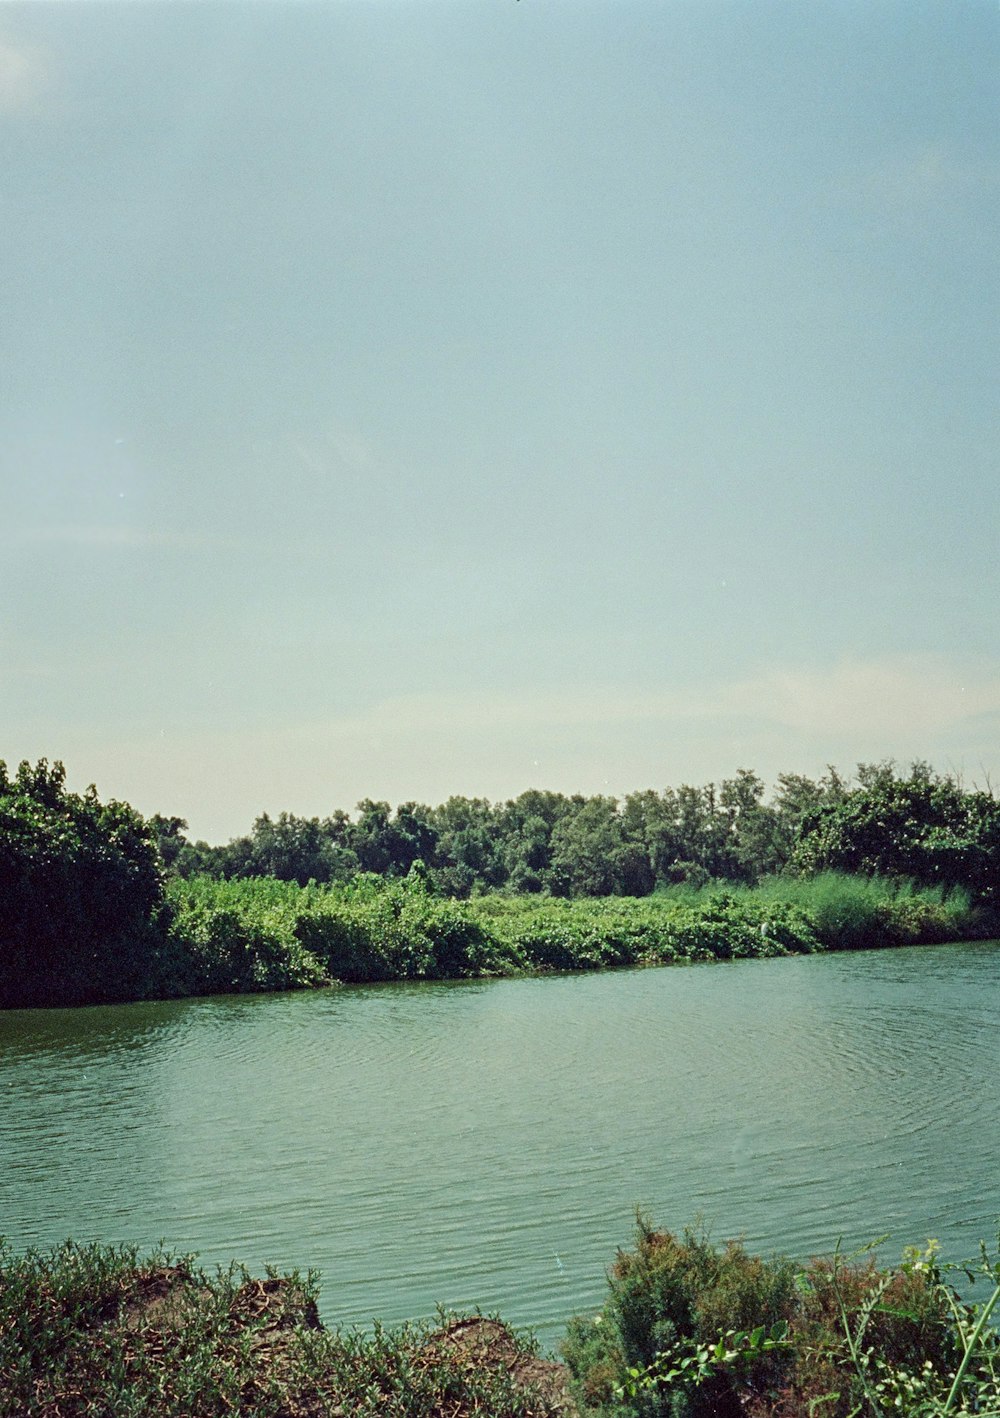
[2, 0, 998, 842]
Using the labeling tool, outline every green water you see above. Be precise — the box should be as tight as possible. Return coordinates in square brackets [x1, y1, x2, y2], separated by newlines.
[2, 942, 998, 1351]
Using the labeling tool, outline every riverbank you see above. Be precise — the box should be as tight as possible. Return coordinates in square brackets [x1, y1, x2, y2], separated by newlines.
[3, 860, 995, 1009]
[0, 1239, 571, 1418]
[153, 870, 994, 1000]
[4, 1226, 997, 1417]
[5, 757, 999, 1009]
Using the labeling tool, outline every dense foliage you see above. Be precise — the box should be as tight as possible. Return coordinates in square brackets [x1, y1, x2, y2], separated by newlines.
[563, 1219, 1000, 1418]
[790, 762, 1000, 905]
[156, 770, 832, 895]
[159, 762, 1000, 906]
[2, 757, 998, 1008]
[0, 760, 165, 1008]
[155, 870, 986, 1000]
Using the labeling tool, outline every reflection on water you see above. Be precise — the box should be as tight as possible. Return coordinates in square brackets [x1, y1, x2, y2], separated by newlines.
[0, 997, 196, 1062]
[1, 942, 998, 1351]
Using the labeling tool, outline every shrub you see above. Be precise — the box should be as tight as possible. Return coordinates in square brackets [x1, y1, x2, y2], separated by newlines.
[163, 877, 329, 995]
[564, 1222, 1000, 1418]
[564, 1219, 798, 1418]
[157, 867, 989, 999]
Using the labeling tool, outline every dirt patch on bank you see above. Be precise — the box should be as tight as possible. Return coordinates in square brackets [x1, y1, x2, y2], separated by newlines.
[417, 1316, 577, 1415]
[14, 1262, 575, 1418]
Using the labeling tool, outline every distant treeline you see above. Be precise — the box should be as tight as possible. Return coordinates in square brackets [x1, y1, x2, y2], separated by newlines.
[155, 760, 1000, 903]
[1, 757, 998, 1007]
[151, 760, 998, 901]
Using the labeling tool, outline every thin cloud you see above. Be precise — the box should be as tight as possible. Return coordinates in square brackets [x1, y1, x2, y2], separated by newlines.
[320, 657, 1000, 743]
[61, 655, 1000, 840]
[716, 658, 1000, 739]
[130, 655, 1000, 750]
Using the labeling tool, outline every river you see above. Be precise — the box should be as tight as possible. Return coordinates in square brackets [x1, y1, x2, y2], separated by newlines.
[1, 941, 998, 1352]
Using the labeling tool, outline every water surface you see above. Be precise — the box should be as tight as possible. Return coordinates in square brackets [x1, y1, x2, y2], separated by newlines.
[2, 942, 998, 1350]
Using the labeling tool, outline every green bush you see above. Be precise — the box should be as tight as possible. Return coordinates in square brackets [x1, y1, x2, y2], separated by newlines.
[163, 877, 329, 995]
[564, 1222, 1000, 1418]
[161, 869, 990, 998]
[416, 898, 513, 978]
[563, 1219, 798, 1418]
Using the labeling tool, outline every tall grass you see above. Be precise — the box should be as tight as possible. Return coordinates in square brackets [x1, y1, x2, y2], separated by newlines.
[750, 873, 979, 951]
[153, 870, 992, 999]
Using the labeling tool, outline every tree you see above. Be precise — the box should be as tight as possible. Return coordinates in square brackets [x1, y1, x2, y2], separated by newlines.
[791, 763, 1000, 902]
[430, 796, 504, 895]
[0, 760, 165, 1007]
[221, 811, 357, 885]
[718, 769, 780, 882]
[770, 767, 847, 869]
[392, 802, 439, 877]
[549, 798, 622, 896]
[495, 790, 581, 894]
[547, 796, 656, 897]
[501, 812, 552, 894]
[148, 814, 189, 872]
[347, 800, 438, 878]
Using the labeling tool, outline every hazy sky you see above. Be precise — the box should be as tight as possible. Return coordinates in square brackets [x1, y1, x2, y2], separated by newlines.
[3, 0, 998, 841]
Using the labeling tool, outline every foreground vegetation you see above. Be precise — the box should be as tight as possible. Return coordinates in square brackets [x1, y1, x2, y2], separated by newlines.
[0, 1239, 567, 1417]
[2, 757, 998, 1007]
[564, 1219, 1000, 1418]
[3, 1224, 998, 1418]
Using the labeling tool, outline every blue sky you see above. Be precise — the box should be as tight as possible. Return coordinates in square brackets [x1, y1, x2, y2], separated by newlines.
[2, 0, 998, 841]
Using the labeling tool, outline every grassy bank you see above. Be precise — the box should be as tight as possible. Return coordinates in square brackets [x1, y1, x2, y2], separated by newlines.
[0, 1239, 566, 1417]
[154, 871, 994, 998]
[3, 1226, 998, 1418]
[6, 757, 998, 1008]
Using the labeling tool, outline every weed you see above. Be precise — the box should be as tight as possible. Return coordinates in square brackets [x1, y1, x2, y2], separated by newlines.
[564, 1220, 1000, 1418]
[0, 1240, 566, 1417]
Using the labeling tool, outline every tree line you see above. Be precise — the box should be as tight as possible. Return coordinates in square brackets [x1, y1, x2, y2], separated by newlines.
[2, 756, 997, 1008]
[153, 760, 1000, 903]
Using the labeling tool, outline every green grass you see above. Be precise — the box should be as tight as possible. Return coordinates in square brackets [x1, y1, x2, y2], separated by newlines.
[0, 1239, 565, 1418]
[4, 1229, 997, 1418]
[749, 872, 981, 950]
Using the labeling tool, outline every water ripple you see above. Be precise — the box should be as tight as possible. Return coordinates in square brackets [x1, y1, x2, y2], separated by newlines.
[1, 941, 998, 1351]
